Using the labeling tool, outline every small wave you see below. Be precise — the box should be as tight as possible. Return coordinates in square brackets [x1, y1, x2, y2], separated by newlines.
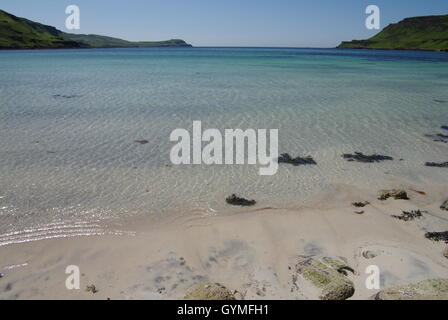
[0, 221, 135, 247]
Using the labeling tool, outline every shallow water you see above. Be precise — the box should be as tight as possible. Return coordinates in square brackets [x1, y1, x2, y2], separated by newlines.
[0, 47, 447, 244]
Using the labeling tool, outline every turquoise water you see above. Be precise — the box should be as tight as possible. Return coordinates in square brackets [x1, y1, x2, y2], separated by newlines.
[0, 47, 448, 244]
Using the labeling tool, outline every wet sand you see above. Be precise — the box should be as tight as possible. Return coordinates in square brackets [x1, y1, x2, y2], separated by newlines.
[0, 183, 447, 300]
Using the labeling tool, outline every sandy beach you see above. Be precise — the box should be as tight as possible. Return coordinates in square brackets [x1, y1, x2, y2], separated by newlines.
[1, 182, 447, 300]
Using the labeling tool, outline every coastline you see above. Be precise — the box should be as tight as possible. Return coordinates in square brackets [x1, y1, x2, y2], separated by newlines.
[336, 47, 448, 53]
[1, 182, 447, 300]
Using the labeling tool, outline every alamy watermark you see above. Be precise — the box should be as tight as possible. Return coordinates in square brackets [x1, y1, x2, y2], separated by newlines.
[65, 5, 80, 30]
[170, 121, 279, 176]
[365, 265, 381, 290]
[365, 5, 380, 30]
[65, 265, 80, 290]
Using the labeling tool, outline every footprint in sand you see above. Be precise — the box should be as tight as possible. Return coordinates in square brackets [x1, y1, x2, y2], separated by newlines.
[129, 252, 208, 299]
[204, 240, 256, 272]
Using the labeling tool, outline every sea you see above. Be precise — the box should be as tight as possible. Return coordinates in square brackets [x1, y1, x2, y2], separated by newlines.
[0, 47, 447, 245]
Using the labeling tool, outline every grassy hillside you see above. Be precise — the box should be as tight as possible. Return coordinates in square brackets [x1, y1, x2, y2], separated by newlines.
[338, 15, 448, 51]
[66, 34, 191, 48]
[0, 9, 191, 49]
[0, 9, 83, 49]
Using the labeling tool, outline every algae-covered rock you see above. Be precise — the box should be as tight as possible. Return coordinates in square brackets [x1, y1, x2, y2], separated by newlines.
[378, 189, 409, 200]
[293, 256, 355, 300]
[183, 282, 236, 300]
[375, 279, 448, 300]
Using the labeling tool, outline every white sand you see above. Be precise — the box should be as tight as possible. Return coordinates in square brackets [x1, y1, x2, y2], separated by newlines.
[0, 183, 447, 300]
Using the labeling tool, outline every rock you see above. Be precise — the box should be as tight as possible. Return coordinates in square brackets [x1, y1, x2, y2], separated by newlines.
[85, 284, 98, 293]
[442, 126, 448, 131]
[352, 201, 369, 208]
[225, 194, 256, 206]
[425, 231, 448, 243]
[441, 200, 448, 211]
[355, 210, 365, 215]
[392, 210, 424, 221]
[342, 152, 393, 163]
[443, 247, 448, 259]
[292, 256, 355, 300]
[277, 153, 317, 166]
[183, 282, 236, 300]
[375, 278, 448, 300]
[0, 273, 4, 279]
[135, 140, 149, 145]
[378, 190, 409, 200]
[425, 161, 448, 168]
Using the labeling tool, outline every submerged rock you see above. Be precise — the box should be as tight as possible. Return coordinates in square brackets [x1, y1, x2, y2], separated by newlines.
[442, 126, 448, 131]
[392, 210, 424, 221]
[292, 256, 355, 300]
[378, 190, 409, 201]
[425, 231, 448, 243]
[375, 278, 448, 300]
[226, 194, 256, 206]
[183, 282, 236, 300]
[277, 153, 317, 166]
[342, 152, 393, 163]
[425, 161, 448, 168]
[441, 200, 448, 211]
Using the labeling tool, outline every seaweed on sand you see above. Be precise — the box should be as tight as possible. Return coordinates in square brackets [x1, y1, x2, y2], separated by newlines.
[342, 152, 393, 163]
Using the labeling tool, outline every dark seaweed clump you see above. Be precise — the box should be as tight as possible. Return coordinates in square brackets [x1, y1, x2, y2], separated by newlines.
[425, 231, 448, 243]
[226, 194, 256, 206]
[425, 162, 448, 168]
[277, 153, 317, 166]
[392, 210, 424, 221]
[352, 201, 370, 208]
[342, 152, 393, 163]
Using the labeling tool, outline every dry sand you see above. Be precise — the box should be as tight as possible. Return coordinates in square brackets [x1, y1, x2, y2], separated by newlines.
[0, 183, 447, 300]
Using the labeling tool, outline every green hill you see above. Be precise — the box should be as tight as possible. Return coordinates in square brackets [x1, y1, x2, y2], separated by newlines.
[0, 9, 192, 49]
[337, 15, 448, 52]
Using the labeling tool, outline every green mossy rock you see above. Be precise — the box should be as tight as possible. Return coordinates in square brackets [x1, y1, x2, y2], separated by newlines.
[376, 279, 448, 300]
[294, 256, 355, 300]
[183, 282, 236, 300]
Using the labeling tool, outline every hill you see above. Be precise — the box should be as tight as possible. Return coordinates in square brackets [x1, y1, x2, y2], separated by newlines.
[337, 15, 448, 52]
[0, 9, 192, 49]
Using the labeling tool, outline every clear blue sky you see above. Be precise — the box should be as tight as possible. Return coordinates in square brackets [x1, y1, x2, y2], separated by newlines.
[1, 0, 447, 47]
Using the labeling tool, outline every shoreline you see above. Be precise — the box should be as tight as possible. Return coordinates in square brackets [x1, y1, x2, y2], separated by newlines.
[1, 183, 447, 300]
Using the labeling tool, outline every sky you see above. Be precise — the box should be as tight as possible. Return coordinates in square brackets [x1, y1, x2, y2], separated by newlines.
[1, 0, 447, 47]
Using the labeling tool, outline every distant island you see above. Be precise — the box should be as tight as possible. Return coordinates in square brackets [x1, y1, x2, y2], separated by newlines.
[338, 15, 448, 52]
[0, 9, 192, 49]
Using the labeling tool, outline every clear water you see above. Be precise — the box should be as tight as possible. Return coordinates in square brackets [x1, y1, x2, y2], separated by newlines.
[0, 47, 448, 244]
